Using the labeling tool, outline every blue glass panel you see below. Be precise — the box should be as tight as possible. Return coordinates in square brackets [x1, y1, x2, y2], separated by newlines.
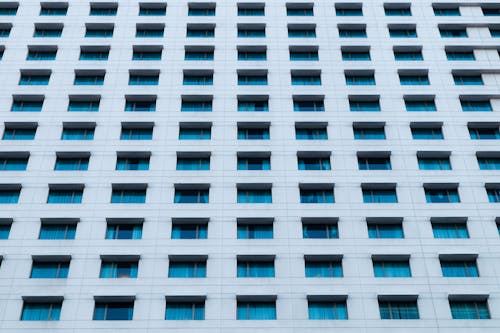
[129, 76, 159, 85]
[478, 158, 500, 170]
[305, 261, 343, 277]
[238, 101, 268, 111]
[300, 190, 335, 203]
[93, 303, 134, 320]
[111, 190, 146, 203]
[0, 158, 28, 170]
[181, 101, 212, 112]
[0, 190, 19, 203]
[90, 8, 117, 16]
[487, 189, 500, 202]
[139, 8, 166, 16]
[461, 101, 492, 111]
[177, 158, 210, 170]
[405, 101, 436, 111]
[434, 8, 460, 16]
[19, 76, 50, 85]
[183, 76, 213, 85]
[432, 223, 469, 238]
[68, 101, 99, 112]
[125, 101, 156, 112]
[238, 51, 266, 60]
[133, 52, 161, 60]
[31, 262, 69, 278]
[22, 303, 61, 321]
[358, 158, 391, 170]
[34, 29, 62, 37]
[303, 224, 338, 238]
[121, 128, 153, 140]
[440, 29, 467, 37]
[294, 101, 324, 111]
[85, 30, 113, 37]
[339, 30, 367, 37]
[298, 158, 331, 170]
[411, 128, 443, 140]
[185, 51, 213, 60]
[450, 301, 490, 319]
[349, 101, 380, 111]
[186, 29, 214, 37]
[400, 76, 430, 85]
[238, 8, 264, 16]
[136, 29, 164, 37]
[168, 262, 206, 278]
[0, 8, 17, 15]
[27, 51, 56, 60]
[425, 189, 460, 203]
[441, 261, 478, 277]
[469, 128, 500, 140]
[171, 224, 207, 239]
[40, 8, 67, 15]
[309, 301, 348, 320]
[79, 52, 108, 60]
[379, 301, 419, 319]
[336, 8, 362, 16]
[61, 129, 94, 140]
[55, 158, 88, 171]
[287, 8, 313, 16]
[237, 261, 274, 277]
[238, 76, 268, 85]
[237, 302, 276, 320]
[354, 128, 385, 139]
[346, 75, 375, 85]
[106, 224, 142, 239]
[116, 158, 149, 170]
[189, 8, 215, 16]
[296, 128, 328, 140]
[418, 158, 451, 170]
[385, 8, 411, 16]
[237, 224, 273, 239]
[368, 224, 404, 238]
[363, 190, 398, 203]
[237, 158, 271, 170]
[74, 75, 104, 85]
[447, 51, 475, 60]
[11, 101, 43, 111]
[290, 51, 319, 60]
[165, 303, 204, 320]
[237, 190, 272, 203]
[174, 190, 209, 203]
[390, 29, 417, 37]
[179, 128, 211, 140]
[394, 51, 423, 60]
[47, 190, 82, 204]
[39, 224, 76, 239]
[374, 262, 411, 277]
[100, 262, 138, 278]
[0, 225, 10, 239]
[292, 76, 321, 85]
[288, 29, 316, 37]
[454, 76, 483, 85]
[342, 51, 371, 60]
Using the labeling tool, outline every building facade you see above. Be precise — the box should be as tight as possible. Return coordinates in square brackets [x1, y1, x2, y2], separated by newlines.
[0, 0, 499, 332]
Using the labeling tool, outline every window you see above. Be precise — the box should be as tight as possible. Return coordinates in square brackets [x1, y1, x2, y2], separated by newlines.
[136, 24, 164, 38]
[116, 156, 150, 171]
[432, 221, 469, 239]
[0, 24, 11, 37]
[183, 73, 213, 85]
[446, 50, 475, 60]
[125, 99, 156, 112]
[368, 221, 404, 239]
[477, 156, 500, 170]
[237, 188, 272, 203]
[237, 300, 276, 320]
[362, 188, 398, 203]
[336, 5, 362, 16]
[179, 126, 211, 140]
[100, 261, 138, 278]
[21, 301, 62, 321]
[171, 221, 208, 239]
[11, 99, 43, 112]
[339, 26, 367, 38]
[308, 300, 348, 320]
[189, 5, 215, 16]
[302, 220, 338, 239]
[434, 6, 460, 16]
[353, 126, 385, 140]
[186, 25, 215, 37]
[0, 223, 10, 239]
[345, 73, 375, 85]
[237, 155, 270, 170]
[165, 300, 205, 320]
[31, 260, 69, 278]
[61, 127, 94, 140]
[121, 126, 153, 140]
[342, 49, 371, 61]
[349, 99, 380, 112]
[111, 188, 147, 203]
[379, 300, 419, 319]
[85, 25, 114, 38]
[291, 73, 321, 85]
[385, 5, 411, 16]
[90, 4, 118, 16]
[106, 222, 142, 240]
[39, 222, 76, 240]
[440, 28, 467, 38]
[237, 258, 274, 277]
[469, 126, 500, 140]
[450, 300, 490, 319]
[40, 4, 68, 16]
[238, 49, 267, 60]
[305, 258, 343, 277]
[289, 49, 319, 61]
[238, 99, 268, 112]
[490, 28, 499, 37]
[174, 187, 209, 204]
[298, 156, 331, 171]
[55, 155, 89, 171]
[27, 48, 57, 60]
[177, 155, 210, 171]
[238, 126, 269, 140]
[418, 156, 451, 170]
[19, 72, 50, 85]
[399, 74, 429, 85]
[133, 48, 162, 60]
[425, 187, 460, 203]
[296, 126, 328, 140]
[389, 26, 417, 38]
[238, 25, 265, 37]
[0, 4, 18, 15]
[294, 99, 324, 112]
[93, 301, 134, 320]
[181, 100, 212, 112]
[358, 156, 391, 170]
[238, 5, 264, 16]
[237, 220, 273, 239]
[47, 188, 83, 204]
[139, 3, 166, 16]
[287, 5, 313, 16]
[68, 99, 100, 112]
[0, 186, 20, 204]
[34, 25, 63, 37]
[79, 48, 109, 60]
[487, 186, 500, 203]
[373, 260, 411, 277]
[394, 49, 423, 61]
[411, 126, 443, 140]
[185, 49, 214, 60]
[0, 155, 28, 171]
[288, 25, 316, 38]
[453, 74, 483, 85]
[129, 73, 159, 85]
[405, 99, 436, 112]
[441, 259, 478, 277]
[74, 71, 105, 85]
[461, 100, 492, 112]
[300, 187, 335, 203]
[238, 73, 267, 85]
[482, 7, 500, 16]
[168, 260, 206, 278]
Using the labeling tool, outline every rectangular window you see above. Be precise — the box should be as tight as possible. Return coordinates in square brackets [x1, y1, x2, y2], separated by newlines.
[425, 188, 460, 203]
[31, 262, 69, 278]
[0, 189, 19, 203]
[55, 157, 89, 171]
[238, 75, 267, 85]
[358, 157, 391, 170]
[186, 28, 214, 38]
[418, 157, 451, 170]
[27, 50, 56, 60]
[19, 75, 50, 85]
[454, 75, 483, 85]
[373, 261, 411, 277]
[298, 157, 331, 170]
[139, 7, 166, 16]
[305, 261, 343, 277]
[40, 8, 67, 16]
[300, 189, 335, 203]
[362, 189, 398, 203]
[0, 157, 28, 171]
[116, 157, 149, 171]
[238, 50, 266, 60]
[177, 157, 210, 171]
[237, 224, 273, 239]
[11, 100, 43, 112]
[308, 301, 348, 320]
[100, 262, 138, 278]
[291, 75, 321, 85]
[287, 8, 313, 16]
[79, 51, 108, 60]
[125, 101, 156, 112]
[172, 223, 207, 239]
[478, 157, 500, 170]
[85, 29, 113, 38]
[368, 224, 404, 239]
[440, 29, 467, 38]
[447, 51, 475, 60]
[136, 29, 164, 38]
[238, 100, 268, 112]
[411, 127, 443, 140]
[303, 224, 338, 239]
[345, 75, 375, 85]
[111, 189, 146, 203]
[3, 128, 36, 140]
[238, 28, 265, 37]
[450, 301, 490, 319]
[74, 74, 104, 85]
[181, 101, 212, 112]
[179, 127, 211, 140]
[237, 189, 272, 204]
[434, 7, 460, 16]
[174, 189, 209, 204]
[294, 100, 324, 111]
[349, 100, 380, 112]
[336, 8, 362, 16]
[238, 8, 264, 16]
[342, 50, 371, 60]
[385, 7, 411, 16]
[21, 302, 61, 321]
[432, 223, 469, 238]
[106, 224, 142, 240]
[469, 128, 500, 140]
[405, 100, 436, 112]
[47, 189, 83, 204]
[399, 75, 429, 85]
[168, 261, 206, 278]
[296, 128, 327, 140]
[441, 261, 478, 277]
[354, 127, 385, 140]
[61, 128, 94, 140]
[288, 28, 316, 38]
[237, 260, 274, 277]
[68, 100, 99, 112]
[129, 75, 159, 85]
[33, 28, 62, 38]
[461, 100, 492, 111]
[389, 28, 417, 38]
[90, 7, 117, 16]
[339, 29, 367, 38]
[238, 128, 269, 140]
[185, 50, 213, 60]
[0, 224, 10, 239]
[121, 128, 152, 140]
[394, 50, 423, 60]
[237, 301, 276, 320]
[487, 188, 500, 202]
[379, 301, 419, 319]
[237, 157, 270, 170]
[0, 7, 17, 16]
[189, 8, 215, 16]
[39, 224, 76, 240]
[290, 51, 319, 60]
[133, 50, 161, 60]
[183, 75, 213, 85]
[93, 302, 134, 320]
[165, 302, 204, 320]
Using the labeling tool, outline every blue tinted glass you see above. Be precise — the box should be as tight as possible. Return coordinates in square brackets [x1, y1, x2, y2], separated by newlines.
[171, 224, 208, 239]
[368, 224, 404, 238]
[450, 301, 490, 319]
[237, 302, 276, 320]
[111, 190, 146, 203]
[133, 52, 161, 60]
[85, 29, 113, 37]
[68, 101, 99, 111]
[79, 51, 108, 60]
[411, 128, 443, 139]
[238, 101, 268, 111]
[93, 303, 134, 320]
[47, 190, 82, 204]
[125, 101, 156, 111]
[121, 128, 152, 140]
[174, 190, 209, 203]
[39, 224, 76, 239]
[11, 101, 43, 111]
[181, 101, 212, 112]
[106, 224, 142, 239]
[349, 101, 380, 111]
[116, 158, 149, 170]
[237, 261, 274, 277]
[374, 261, 411, 277]
[19, 76, 50, 85]
[61, 128, 94, 140]
[363, 189, 398, 203]
[305, 261, 343, 277]
[342, 51, 370, 60]
[296, 128, 327, 140]
[27, 51, 56, 60]
[3, 128, 36, 140]
[379, 301, 419, 319]
[22, 303, 61, 321]
[0, 158, 28, 170]
[0, 224, 10, 239]
[358, 158, 391, 170]
[55, 158, 88, 171]
[394, 51, 423, 60]
[461, 101, 492, 111]
[237, 224, 273, 239]
[354, 128, 385, 139]
[298, 158, 331, 170]
[0, 190, 19, 203]
[177, 158, 210, 170]
[478, 157, 500, 170]
[74, 75, 104, 85]
[168, 262, 206, 278]
[405, 101, 436, 111]
[40, 8, 67, 15]
[31, 262, 69, 278]
[441, 261, 478, 277]
[432, 223, 469, 238]
[179, 128, 211, 140]
[185, 51, 213, 60]
[303, 224, 338, 238]
[237, 157, 270, 170]
[418, 158, 451, 170]
[425, 189, 460, 203]
[237, 190, 272, 203]
[165, 303, 204, 320]
[100, 262, 138, 278]
[309, 301, 348, 320]
[300, 190, 335, 203]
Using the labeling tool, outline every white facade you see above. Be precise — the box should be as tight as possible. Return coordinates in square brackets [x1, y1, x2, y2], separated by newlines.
[0, 0, 499, 332]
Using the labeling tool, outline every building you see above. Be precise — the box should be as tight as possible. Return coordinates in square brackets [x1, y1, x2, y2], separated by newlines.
[0, 0, 499, 332]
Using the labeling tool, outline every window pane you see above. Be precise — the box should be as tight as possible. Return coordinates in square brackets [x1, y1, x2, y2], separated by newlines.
[308, 301, 348, 320]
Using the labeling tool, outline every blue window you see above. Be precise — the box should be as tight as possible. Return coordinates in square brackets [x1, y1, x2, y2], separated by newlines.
[374, 261, 411, 277]
[288, 29, 316, 38]
[181, 101, 212, 112]
[68, 100, 99, 112]
[129, 75, 159, 85]
[238, 75, 267, 85]
[188, 8, 215, 16]
[106, 224, 142, 240]
[90, 7, 117, 16]
[55, 157, 88, 171]
[379, 301, 419, 319]
[238, 128, 269, 140]
[21, 302, 61, 321]
[354, 127, 385, 140]
[179, 127, 211, 140]
[399, 75, 429, 85]
[478, 157, 500, 170]
[238, 50, 266, 60]
[303, 224, 338, 238]
[441, 261, 478, 277]
[483, 7, 500, 15]
[487, 188, 500, 202]
[136, 29, 164, 38]
[425, 188, 460, 203]
[0, 7, 17, 15]
[174, 189, 209, 203]
[165, 302, 204, 320]
[177, 157, 210, 170]
[33, 29, 62, 37]
[450, 301, 490, 319]
[0, 157, 28, 170]
[19, 75, 50, 85]
[40, 7, 67, 16]
[292, 75, 321, 85]
[358, 157, 391, 170]
[139, 7, 166, 16]
[394, 50, 423, 60]
[336, 8, 362, 16]
[368, 224, 404, 238]
[79, 51, 108, 60]
[309, 301, 348, 320]
[0, 189, 19, 203]
[47, 189, 83, 204]
[185, 50, 213, 60]
[350, 100, 380, 112]
[434, 7, 460, 16]
[238, 8, 264, 16]
[432, 223, 469, 238]
[469, 128, 500, 140]
[237, 301, 276, 320]
[290, 51, 318, 60]
[300, 189, 335, 203]
[121, 128, 152, 140]
[305, 260, 343, 277]
[186, 28, 214, 38]
[287, 8, 313, 16]
[133, 51, 161, 60]
[454, 75, 483, 85]
[31, 262, 69, 278]
[418, 157, 451, 170]
[237, 224, 273, 239]
[168, 261, 206, 278]
[27, 50, 56, 60]
[171, 224, 207, 239]
[100, 262, 138, 278]
[85, 29, 113, 37]
[183, 75, 213, 85]
[405, 100, 436, 111]
[116, 157, 149, 171]
[0, 224, 10, 239]
[385, 7, 411, 16]
[237, 157, 270, 170]
[363, 189, 398, 203]
[294, 100, 324, 112]
[39, 224, 76, 240]
[0, 28, 11, 37]
[238, 101, 268, 112]
[389, 28, 417, 37]
[298, 157, 331, 170]
[446, 51, 475, 60]
[296, 128, 328, 140]
[61, 128, 94, 140]
[411, 127, 443, 140]
[339, 29, 367, 38]
[93, 302, 134, 320]
[490, 28, 500, 37]
[237, 261, 274, 277]
[111, 189, 146, 203]
[125, 101, 156, 112]
[237, 189, 272, 203]
[342, 50, 371, 60]
[74, 74, 104, 85]
[461, 100, 492, 111]
[440, 29, 467, 38]
[345, 75, 375, 85]
[11, 101, 43, 112]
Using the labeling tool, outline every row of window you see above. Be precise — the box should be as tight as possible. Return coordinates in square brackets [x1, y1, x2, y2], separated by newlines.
[17, 296, 492, 321]
[1, 217, 496, 240]
[1, 2, 498, 17]
[12, 69, 495, 87]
